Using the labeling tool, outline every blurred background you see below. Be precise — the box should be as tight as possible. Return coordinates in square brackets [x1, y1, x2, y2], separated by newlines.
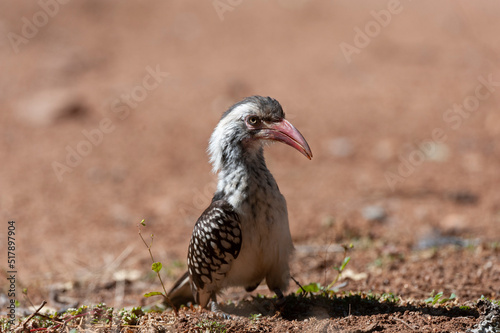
[1, 1, 499, 309]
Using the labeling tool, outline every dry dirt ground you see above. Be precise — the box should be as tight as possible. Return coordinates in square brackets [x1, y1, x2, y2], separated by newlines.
[1, 1, 500, 332]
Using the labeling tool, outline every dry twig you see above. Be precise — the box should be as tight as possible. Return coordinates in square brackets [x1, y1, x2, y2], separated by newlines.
[14, 300, 47, 333]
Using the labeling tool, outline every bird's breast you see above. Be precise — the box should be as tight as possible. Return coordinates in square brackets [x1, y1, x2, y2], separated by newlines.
[217, 166, 293, 287]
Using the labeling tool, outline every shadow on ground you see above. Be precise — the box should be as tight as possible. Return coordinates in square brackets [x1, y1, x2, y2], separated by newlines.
[221, 293, 479, 321]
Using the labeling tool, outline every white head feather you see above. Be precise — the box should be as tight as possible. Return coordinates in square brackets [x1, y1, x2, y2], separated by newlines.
[208, 102, 259, 174]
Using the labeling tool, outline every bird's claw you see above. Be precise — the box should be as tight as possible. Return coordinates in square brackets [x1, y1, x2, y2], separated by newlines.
[273, 288, 286, 312]
[210, 301, 232, 320]
[276, 296, 286, 307]
[214, 311, 232, 320]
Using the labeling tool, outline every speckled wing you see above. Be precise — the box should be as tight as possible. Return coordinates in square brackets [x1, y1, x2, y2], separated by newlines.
[187, 200, 242, 306]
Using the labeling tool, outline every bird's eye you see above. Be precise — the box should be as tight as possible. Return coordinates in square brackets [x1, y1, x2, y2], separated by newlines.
[247, 116, 260, 126]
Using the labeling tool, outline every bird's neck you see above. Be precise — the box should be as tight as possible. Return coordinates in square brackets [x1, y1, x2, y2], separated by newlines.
[215, 146, 279, 210]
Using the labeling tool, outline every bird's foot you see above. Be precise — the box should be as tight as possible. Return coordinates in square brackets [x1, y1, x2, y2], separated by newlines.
[273, 288, 287, 311]
[210, 301, 232, 320]
[276, 296, 286, 307]
[274, 289, 285, 303]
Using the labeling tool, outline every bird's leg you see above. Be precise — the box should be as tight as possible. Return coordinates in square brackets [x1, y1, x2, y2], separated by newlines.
[209, 294, 232, 320]
[273, 288, 286, 307]
[274, 288, 284, 300]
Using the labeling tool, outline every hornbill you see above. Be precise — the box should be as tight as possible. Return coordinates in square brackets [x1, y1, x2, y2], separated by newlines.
[168, 96, 312, 314]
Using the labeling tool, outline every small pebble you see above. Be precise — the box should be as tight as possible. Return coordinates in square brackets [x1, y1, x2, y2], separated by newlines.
[361, 205, 387, 222]
[424, 142, 450, 162]
[17, 88, 85, 126]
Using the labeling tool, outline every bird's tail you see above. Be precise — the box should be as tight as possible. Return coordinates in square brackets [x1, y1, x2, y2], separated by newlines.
[167, 271, 195, 308]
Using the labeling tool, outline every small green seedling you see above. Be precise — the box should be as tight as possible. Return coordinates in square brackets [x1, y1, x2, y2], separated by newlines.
[250, 313, 262, 323]
[138, 219, 177, 314]
[295, 243, 353, 295]
[425, 291, 456, 305]
[380, 293, 400, 303]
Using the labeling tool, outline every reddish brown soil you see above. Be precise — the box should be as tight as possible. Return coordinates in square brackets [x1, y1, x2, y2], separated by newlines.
[1, 1, 499, 331]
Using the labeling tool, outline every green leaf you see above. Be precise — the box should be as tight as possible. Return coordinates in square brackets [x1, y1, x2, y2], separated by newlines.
[340, 256, 351, 271]
[250, 313, 262, 320]
[144, 291, 163, 298]
[439, 292, 456, 304]
[434, 292, 443, 304]
[152, 262, 162, 273]
[425, 290, 436, 304]
[140, 219, 146, 226]
[296, 282, 321, 294]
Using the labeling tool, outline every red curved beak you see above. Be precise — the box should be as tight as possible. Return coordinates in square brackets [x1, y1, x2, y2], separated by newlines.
[262, 119, 313, 159]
